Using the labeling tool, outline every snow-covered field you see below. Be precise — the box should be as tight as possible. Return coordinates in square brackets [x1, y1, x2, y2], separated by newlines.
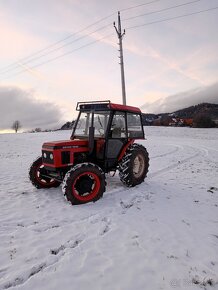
[0, 127, 218, 290]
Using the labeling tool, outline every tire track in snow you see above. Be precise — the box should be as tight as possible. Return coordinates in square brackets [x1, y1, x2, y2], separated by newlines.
[192, 145, 218, 163]
[151, 144, 183, 159]
[148, 145, 202, 179]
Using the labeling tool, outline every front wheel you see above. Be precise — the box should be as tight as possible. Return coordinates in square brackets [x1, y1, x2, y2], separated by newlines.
[62, 163, 106, 205]
[119, 144, 149, 187]
[29, 157, 61, 189]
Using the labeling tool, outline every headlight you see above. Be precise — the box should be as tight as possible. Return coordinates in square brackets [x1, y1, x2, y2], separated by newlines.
[50, 153, 53, 160]
[43, 152, 47, 158]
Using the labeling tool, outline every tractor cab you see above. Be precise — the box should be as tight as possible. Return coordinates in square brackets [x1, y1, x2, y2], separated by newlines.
[71, 101, 145, 171]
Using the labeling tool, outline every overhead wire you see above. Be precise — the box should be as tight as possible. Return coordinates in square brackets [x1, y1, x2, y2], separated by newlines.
[1, 1, 218, 80]
[0, 22, 112, 75]
[1, 32, 115, 80]
[126, 6, 218, 30]
[123, 0, 201, 21]
[120, 0, 162, 12]
[0, 12, 116, 74]
[0, 0, 165, 75]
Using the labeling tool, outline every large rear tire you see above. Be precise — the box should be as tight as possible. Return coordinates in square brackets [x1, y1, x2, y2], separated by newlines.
[29, 157, 61, 189]
[119, 144, 149, 187]
[62, 163, 106, 205]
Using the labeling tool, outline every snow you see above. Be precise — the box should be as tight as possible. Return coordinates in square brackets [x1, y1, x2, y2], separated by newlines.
[0, 127, 218, 290]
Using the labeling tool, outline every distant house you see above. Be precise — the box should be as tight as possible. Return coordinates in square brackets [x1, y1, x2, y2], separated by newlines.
[183, 118, 193, 127]
[169, 118, 178, 126]
[169, 118, 193, 127]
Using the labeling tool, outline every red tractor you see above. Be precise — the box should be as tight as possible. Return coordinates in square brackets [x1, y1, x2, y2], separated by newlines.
[29, 101, 149, 205]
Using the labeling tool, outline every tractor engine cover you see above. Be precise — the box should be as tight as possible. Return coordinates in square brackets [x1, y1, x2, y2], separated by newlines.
[42, 140, 89, 169]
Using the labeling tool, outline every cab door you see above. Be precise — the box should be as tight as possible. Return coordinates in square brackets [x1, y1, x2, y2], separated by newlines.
[105, 111, 127, 168]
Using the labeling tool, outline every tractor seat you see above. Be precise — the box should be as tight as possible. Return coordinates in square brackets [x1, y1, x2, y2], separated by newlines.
[112, 127, 121, 138]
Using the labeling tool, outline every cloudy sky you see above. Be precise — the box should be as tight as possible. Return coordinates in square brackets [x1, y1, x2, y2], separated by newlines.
[0, 0, 218, 132]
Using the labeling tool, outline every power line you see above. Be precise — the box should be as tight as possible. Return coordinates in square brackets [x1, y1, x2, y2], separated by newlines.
[0, 0, 164, 74]
[120, 0, 162, 12]
[126, 6, 218, 30]
[123, 0, 201, 21]
[0, 13, 116, 74]
[1, 2, 217, 80]
[1, 32, 114, 80]
[0, 22, 112, 75]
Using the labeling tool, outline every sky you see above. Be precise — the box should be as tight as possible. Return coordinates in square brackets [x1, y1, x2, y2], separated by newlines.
[0, 0, 218, 132]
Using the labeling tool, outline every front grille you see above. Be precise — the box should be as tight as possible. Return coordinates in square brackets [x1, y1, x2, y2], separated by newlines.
[61, 151, 70, 164]
[42, 150, 54, 164]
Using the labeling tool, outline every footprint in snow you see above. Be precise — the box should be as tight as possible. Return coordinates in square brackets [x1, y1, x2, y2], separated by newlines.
[99, 218, 111, 236]
[182, 219, 190, 226]
[167, 255, 179, 260]
[50, 245, 65, 255]
[207, 186, 218, 193]
[50, 238, 83, 256]
[120, 200, 134, 210]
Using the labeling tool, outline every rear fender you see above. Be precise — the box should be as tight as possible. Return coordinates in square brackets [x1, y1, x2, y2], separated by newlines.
[118, 140, 134, 161]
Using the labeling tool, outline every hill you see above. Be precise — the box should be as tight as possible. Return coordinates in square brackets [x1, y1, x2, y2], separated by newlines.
[172, 103, 218, 119]
[60, 121, 75, 130]
[142, 103, 218, 127]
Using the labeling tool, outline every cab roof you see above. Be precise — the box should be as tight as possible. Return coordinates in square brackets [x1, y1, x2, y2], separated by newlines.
[76, 100, 141, 114]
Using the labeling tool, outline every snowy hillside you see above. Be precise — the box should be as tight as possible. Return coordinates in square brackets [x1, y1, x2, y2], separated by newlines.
[0, 127, 218, 290]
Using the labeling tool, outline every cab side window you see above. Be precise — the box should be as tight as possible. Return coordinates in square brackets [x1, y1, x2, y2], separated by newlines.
[111, 112, 127, 138]
[127, 113, 144, 138]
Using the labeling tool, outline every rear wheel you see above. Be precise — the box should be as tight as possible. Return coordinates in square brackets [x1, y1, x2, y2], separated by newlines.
[119, 144, 149, 187]
[62, 163, 106, 205]
[29, 157, 61, 189]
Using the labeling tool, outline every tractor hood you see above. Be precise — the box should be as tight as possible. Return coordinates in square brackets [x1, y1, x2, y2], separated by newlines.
[42, 139, 88, 150]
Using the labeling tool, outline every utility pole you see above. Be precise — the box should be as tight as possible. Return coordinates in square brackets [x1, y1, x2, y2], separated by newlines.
[114, 11, 127, 105]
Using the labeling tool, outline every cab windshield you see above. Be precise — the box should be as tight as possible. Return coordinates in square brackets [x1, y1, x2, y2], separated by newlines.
[73, 111, 110, 138]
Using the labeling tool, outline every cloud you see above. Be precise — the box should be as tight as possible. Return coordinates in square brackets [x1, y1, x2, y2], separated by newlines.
[124, 42, 210, 86]
[141, 82, 218, 114]
[0, 86, 62, 130]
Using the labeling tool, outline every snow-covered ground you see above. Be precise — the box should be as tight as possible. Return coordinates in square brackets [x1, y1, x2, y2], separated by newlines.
[0, 127, 218, 290]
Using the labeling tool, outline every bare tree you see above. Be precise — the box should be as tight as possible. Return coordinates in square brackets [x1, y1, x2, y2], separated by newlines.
[12, 120, 22, 133]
